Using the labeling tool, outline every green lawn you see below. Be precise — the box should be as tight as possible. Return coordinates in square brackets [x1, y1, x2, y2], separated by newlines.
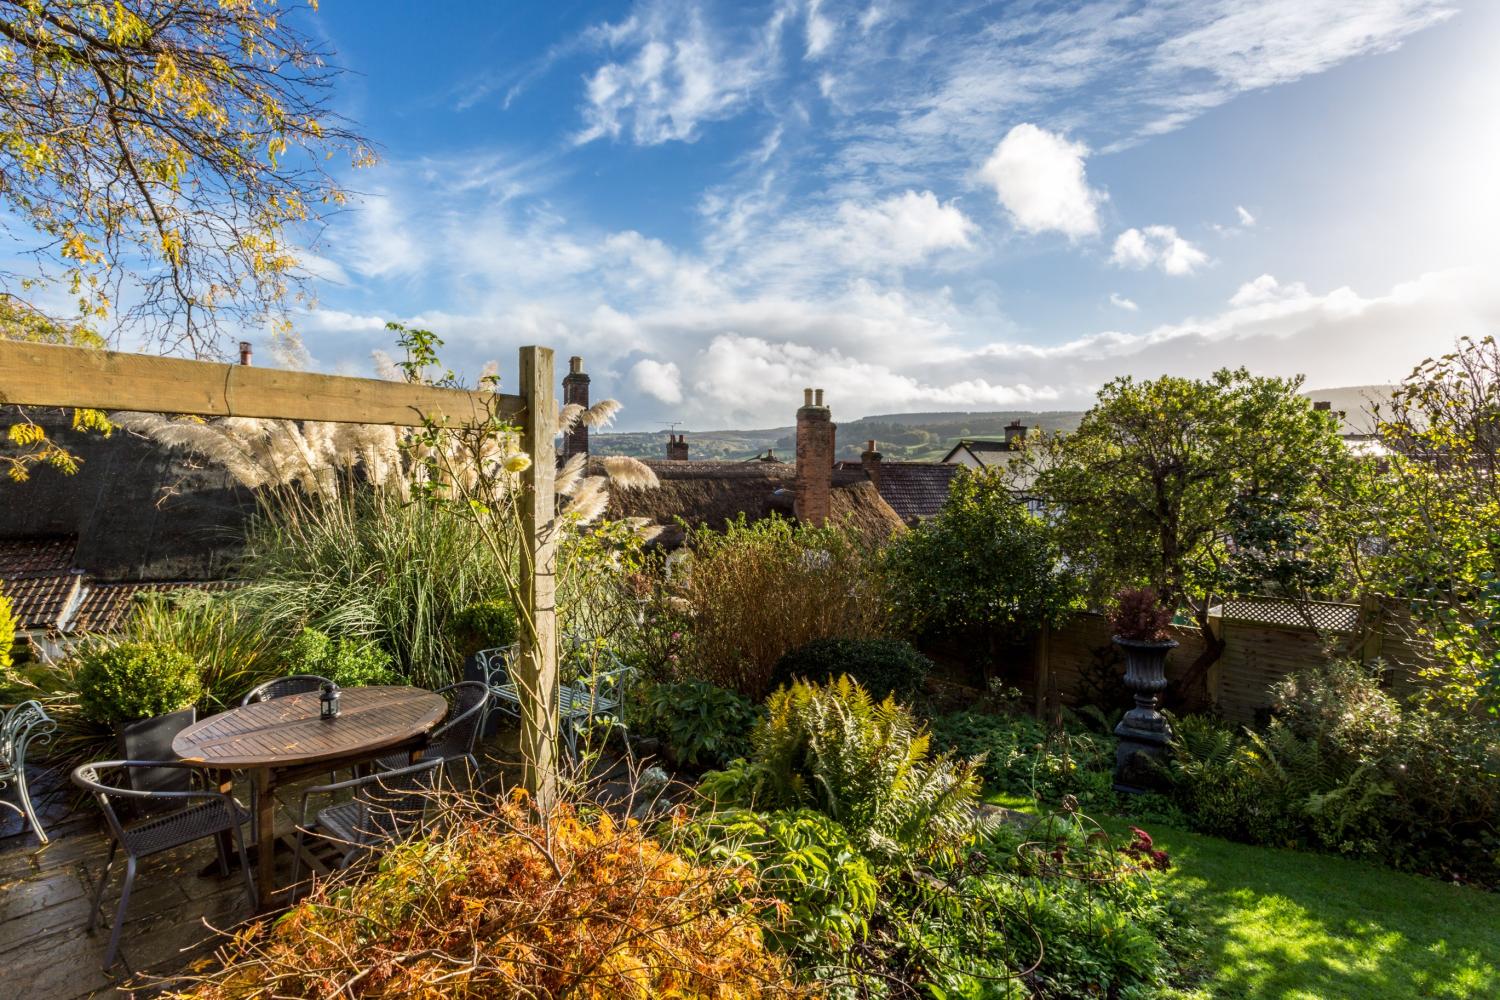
[988, 795, 1500, 999]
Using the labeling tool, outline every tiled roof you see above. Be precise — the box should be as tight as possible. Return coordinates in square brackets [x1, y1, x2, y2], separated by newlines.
[873, 463, 958, 522]
[0, 537, 78, 580]
[68, 580, 240, 634]
[2, 572, 84, 629]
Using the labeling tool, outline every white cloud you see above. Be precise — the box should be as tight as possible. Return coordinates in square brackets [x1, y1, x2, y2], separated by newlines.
[979, 124, 1103, 238]
[1110, 292, 1139, 311]
[629, 358, 684, 404]
[833, 190, 974, 266]
[575, 5, 782, 145]
[1111, 225, 1211, 276]
[1236, 205, 1256, 227]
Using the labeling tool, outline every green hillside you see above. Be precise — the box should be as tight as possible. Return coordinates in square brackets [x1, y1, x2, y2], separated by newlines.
[590, 386, 1394, 462]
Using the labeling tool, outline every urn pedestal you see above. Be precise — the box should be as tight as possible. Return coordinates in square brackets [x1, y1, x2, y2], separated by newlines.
[1111, 636, 1177, 793]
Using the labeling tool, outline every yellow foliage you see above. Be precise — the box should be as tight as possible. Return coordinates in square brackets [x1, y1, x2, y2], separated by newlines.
[172, 793, 812, 999]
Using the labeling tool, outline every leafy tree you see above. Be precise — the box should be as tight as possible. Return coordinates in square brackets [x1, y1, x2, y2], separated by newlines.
[0, 0, 369, 356]
[1, 294, 113, 480]
[1374, 336, 1500, 712]
[1021, 369, 1359, 703]
[884, 468, 1079, 655]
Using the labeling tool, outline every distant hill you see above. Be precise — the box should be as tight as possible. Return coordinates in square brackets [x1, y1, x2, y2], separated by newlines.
[591, 386, 1397, 462]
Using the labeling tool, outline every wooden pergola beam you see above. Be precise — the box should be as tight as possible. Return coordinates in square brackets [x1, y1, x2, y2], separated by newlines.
[1, 337, 559, 808]
[0, 339, 523, 427]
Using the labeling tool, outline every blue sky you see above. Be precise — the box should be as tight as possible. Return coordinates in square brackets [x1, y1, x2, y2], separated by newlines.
[293, 0, 1500, 430]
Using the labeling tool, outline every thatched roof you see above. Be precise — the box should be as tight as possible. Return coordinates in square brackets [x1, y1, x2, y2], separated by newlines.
[0, 405, 253, 582]
[602, 459, 904, 547]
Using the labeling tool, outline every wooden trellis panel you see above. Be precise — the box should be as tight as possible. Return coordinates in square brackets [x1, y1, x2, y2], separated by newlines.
[1218, 597, 1361, 634]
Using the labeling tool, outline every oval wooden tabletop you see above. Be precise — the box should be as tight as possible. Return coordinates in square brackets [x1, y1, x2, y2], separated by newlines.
[172, 686, 449, 769]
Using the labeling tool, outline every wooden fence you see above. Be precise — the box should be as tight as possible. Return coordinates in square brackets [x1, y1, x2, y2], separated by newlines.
[1033, 596, 1436, 726]
[0, 338, 561, 807]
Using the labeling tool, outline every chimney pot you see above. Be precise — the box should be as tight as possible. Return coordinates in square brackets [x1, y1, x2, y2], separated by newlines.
[803, 388, 814, 406]
[562, 356, 591, 460]
[238, 341, 252, 366]
[795, 391, 835, 527]
[861, 438, 883, 489]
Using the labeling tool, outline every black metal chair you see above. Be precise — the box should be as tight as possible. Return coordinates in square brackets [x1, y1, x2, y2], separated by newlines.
[240, 674, 334, 706]
[71, 760, 255, 969]
[372, 681, 489, 780]
[291, 758, 442, 886]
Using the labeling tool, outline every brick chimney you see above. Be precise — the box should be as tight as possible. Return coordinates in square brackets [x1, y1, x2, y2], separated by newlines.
[666, 433, 689, 460]
[562, 355, 590, 460]
[238, 341, 253, 366]
[795, 387, 834, 527]
[861, 438, 882, 488]
[1004, 418, 1026, 450]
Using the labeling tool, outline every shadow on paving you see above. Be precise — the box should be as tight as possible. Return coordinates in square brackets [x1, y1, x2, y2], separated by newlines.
[0, 723, 655, 998]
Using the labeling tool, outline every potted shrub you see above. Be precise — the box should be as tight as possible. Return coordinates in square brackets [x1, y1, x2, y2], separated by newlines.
[1107, 587, 1176, 790]
[77, 640, 201, 787]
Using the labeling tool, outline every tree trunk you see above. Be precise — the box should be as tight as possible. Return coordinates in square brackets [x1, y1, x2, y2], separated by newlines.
[1168, 605, 1224, 712]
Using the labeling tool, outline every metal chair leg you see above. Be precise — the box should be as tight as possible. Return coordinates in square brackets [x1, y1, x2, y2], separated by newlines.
[13, 768, 48, 845]
[232, 823, 258, 909]
[87, 840, 118, 933]
[102, 856, 137, 969]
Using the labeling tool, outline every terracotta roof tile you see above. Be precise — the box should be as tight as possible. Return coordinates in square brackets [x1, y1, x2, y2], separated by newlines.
[0, 537, 78, 580]
[2, 572, 83, 629]
[68, 580, 240, 634]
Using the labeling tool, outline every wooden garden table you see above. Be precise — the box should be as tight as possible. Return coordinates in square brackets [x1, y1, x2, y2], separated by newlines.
[172, 685, 448, 902]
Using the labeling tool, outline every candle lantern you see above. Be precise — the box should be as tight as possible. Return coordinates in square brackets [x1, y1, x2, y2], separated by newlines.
[320, 680, 341, 720]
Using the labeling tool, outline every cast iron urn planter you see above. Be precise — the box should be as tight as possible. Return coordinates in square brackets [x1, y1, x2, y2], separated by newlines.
[1111, 635, 1177, 792]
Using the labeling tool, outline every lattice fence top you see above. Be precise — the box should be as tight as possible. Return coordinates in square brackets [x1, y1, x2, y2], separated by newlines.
[1218, 597, 1361, 634]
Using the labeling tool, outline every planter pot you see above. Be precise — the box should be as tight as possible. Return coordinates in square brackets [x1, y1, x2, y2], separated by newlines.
[1110, 636, 1177, 793]
[118, 707, 198, 793]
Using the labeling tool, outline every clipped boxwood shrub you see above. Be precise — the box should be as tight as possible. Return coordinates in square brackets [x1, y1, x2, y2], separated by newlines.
[450, 599, 520, 659]
[284, 627, 398, 687]
[77, 641, 201, 725]
[769, 637, 931, 701]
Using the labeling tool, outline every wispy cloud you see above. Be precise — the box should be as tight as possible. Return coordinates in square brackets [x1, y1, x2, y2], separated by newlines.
[573, 3, 786, 145]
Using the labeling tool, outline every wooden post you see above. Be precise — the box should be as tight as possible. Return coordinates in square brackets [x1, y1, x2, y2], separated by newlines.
[1358, 593, 1384, 666]
[1033, 622, 1051, 718]
[517, 346, 559, 812]
[1204, 607, 1225, 708]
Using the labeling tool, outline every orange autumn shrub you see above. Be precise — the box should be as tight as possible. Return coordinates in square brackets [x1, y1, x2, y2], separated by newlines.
[172, 792, 810, 999]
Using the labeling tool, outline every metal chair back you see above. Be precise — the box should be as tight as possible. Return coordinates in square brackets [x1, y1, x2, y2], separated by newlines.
[118, 707, 196, 793]
[429, 681, 489, 763]
[241, 673, 334, 706]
